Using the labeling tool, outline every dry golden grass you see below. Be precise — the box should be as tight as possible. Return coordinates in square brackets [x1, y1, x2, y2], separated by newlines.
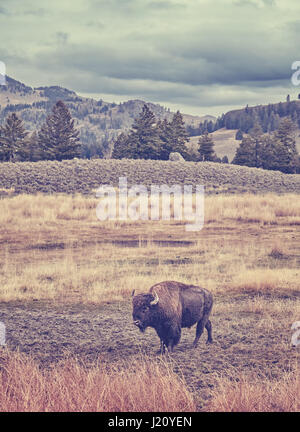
[241, 296, 299, 318]
[1, 192, 300, 227]
[228, 268, 299, 295]
[0, 349, 195, 412]
[205, 193, 300, 224]
[207, 369, 300, 412]
[0, 192, 299, 304]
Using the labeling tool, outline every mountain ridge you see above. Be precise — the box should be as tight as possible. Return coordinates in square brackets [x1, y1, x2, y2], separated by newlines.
[0, 76, 214, 158]
[1, 76, 300, 161]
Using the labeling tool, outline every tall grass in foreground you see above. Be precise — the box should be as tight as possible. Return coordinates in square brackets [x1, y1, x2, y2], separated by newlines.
[0, 350, 195, 412]
[207, 370, 300, 412]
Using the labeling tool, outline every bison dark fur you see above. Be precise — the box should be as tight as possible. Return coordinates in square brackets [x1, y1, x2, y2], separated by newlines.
[132, 281, 213, 353]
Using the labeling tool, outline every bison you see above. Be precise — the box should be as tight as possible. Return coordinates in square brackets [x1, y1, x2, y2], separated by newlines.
[132, 281, 213, 353]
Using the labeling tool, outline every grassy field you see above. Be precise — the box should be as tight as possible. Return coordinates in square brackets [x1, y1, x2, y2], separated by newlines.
[0, 192, 299, 411]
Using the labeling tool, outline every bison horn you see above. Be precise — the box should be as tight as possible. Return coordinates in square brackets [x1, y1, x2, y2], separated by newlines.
[150, 291, 159, 305]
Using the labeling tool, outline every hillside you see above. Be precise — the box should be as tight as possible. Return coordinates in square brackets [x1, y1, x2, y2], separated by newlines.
[0, 159, 299, 196]
[188, 129, 238, 161]
[221, 99, 300, 131]
[189, 128, 300, 163]
[0, 76, 212, 158]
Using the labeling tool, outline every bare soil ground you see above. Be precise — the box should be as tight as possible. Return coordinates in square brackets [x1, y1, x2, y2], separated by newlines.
[1, 293, 298, 410]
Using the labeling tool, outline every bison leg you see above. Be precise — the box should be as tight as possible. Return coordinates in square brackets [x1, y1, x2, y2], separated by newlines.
[160, 326, 181, 353]
[156, 339, 166, 355]
[193, 318, 213, 347]
[167, 326, 181, 353]
[205, 319, 213, 344]
[193, 319, 205, 347]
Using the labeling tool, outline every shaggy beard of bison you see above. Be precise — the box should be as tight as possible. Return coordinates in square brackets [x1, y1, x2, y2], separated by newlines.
[135, 322, 147, 332]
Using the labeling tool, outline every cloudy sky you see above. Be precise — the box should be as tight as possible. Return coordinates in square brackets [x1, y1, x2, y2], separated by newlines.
[0, 0, 300, 116]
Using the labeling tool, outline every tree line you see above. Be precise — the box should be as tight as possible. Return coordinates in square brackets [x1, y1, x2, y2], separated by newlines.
[112, 105, 189, 160]
[186, 116, 300, 173]
[0, 99, 299, 174]
[0, 100, 81, 162]
[233, 117, 300, 173]
[189, 96, 300, 137]
[112, 104, 229, 163]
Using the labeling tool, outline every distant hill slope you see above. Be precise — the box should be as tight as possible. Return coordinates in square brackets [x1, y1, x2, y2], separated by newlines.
[215, 99, 300, 149]
[187, 99, 300, 161]
[221, 99, 300, 130]
[0, 158, 299, 196]
[188, 129, 238, 161]
[189, 127, 300, 163]
[0, 76, 212, 158]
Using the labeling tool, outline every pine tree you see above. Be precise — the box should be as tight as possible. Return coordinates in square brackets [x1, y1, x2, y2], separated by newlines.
[278, 102, 285, 117]
[272, 117, 298, 173]
[18, 131, 42, 162]
[233, 117, 299, 173]
[249, 122, 264, 168]
[207, 120, 214, 133]
[232, 135, 256, 167]
[269, 112, 279, 131]
[259, 134, 279, 170]
[221, 155, 229, 164]
[0, 113, 28, 162]
[131, 105, 161, 160]
[293, 154, 300, 174]
[169, 111, 189, 155]
[157, 119, 173, 160]
[38, 100, 80, 161]
[112, 132, 136, 159]
[235, 129, 243, 140]
[198, 133, 215, 161]
[157, 112, 189, 160]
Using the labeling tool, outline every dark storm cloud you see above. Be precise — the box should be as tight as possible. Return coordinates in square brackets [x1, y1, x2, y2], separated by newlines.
[33, 37, 291, 89]
[1, 0, 299, 115]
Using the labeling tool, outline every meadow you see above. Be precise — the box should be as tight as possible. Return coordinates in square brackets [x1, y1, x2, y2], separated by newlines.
[0, 191, 299, 411]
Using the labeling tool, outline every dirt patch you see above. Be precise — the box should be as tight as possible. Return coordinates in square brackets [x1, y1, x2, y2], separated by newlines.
[0, 297, 298, 410]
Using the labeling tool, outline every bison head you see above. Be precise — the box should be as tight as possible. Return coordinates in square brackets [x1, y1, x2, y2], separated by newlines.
[132, 291, 159, 332]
